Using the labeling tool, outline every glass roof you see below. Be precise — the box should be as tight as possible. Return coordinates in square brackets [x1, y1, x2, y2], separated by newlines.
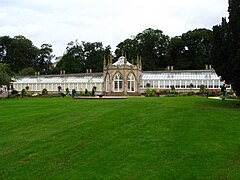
[12, 70, 221, 84]
[112, 56, 133, 66]
[13, 76, 103, 84]
[141, 70, 220, 80]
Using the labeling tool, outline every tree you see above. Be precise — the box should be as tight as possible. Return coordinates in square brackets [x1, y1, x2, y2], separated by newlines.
[166, 29, 213, 70]
[136, 28, 170, 70]
[18, 67, 36, 76]
[0, 35, 39, 73]
[82, 41, 106, 72]
[115, 28, 169, 70]
[36, 44, 54, 74]
[212, 18, 231, 83]
[57, 40, 86, 73]
[212, 0, 240, 95]
[166, 36, 186, 68]
[57, 40, 110, 73]
[115, 38, 138, 63]
[0, 63, 11, 86]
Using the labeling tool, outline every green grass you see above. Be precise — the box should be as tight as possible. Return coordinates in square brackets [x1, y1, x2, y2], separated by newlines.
[1, 97, 240, 179]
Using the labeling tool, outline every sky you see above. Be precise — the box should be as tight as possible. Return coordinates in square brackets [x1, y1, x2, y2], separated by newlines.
[0, 0, 229, 57]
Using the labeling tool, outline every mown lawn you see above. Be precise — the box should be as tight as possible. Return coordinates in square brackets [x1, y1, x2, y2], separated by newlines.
[0, 96, 240, 179]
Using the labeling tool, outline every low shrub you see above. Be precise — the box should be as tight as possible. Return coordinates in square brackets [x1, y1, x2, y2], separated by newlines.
[77, 90, 93, 96]
[207, 89, 221, 97]
[156, 89, 168, 96]
[144, 89, 156, 97]
[187, 91, 195, 96]
[199, 85, 207, 94]
[42, 88, 48, 95]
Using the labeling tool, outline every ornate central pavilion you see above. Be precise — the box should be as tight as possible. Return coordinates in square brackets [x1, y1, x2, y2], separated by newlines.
[102, 55, 142, 96]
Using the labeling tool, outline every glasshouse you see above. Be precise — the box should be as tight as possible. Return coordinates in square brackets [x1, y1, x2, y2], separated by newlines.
[12, 56, 228, 96]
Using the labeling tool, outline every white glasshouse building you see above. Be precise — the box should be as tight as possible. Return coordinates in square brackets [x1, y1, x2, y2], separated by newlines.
[12, 55, 228, 96]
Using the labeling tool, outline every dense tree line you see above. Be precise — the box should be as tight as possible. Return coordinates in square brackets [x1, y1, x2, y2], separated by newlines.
[116, 28, 213, 71]
[0, 36, 54, 85]
[212, 0, 240, 95]
[0, 36, 54, 75]
[115, 28, 170, 71]
[56, 40, 111, 73]
[167, 29, 212, 70]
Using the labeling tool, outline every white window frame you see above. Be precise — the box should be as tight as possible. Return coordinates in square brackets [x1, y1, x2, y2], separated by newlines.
[128, 73, 135, 92]
[113, 73, 123, 92]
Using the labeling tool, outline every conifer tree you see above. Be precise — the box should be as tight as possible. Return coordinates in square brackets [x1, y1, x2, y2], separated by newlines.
[212, 0, 240, 95]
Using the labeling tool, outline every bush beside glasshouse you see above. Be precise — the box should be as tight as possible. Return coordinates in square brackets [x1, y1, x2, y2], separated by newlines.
[143, 89, 223, 97]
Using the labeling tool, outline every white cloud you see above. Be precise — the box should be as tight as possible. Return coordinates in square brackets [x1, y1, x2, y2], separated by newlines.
[0, 0, 228, 56]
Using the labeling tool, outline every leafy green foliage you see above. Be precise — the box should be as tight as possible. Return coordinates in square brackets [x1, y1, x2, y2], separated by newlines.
[115, 28, 169, 70]
[212, 0, 240, 95]
[57, 40, 109, 73]
[143, 89, 157, 97]
[167, 29, 213, 70]
[199, 85, 207, 94]
[42, 88, 48, 95]
[116, 28, 213, 71]
[18, 67, 36, 76]
[136, 28, 169, 70]
[36, 44, 54, 74]
[0, 63, 12, 85]
[0, 36, 54, 74]
[2, 36, 39, 73]
[115, 38, 138, 63]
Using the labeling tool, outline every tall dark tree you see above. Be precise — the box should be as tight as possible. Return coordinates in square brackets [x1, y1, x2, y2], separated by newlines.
[212, 0, 240, 95]
[116, 28, 169, 70]
[180, 29, 213, 69]
[136, 28, 169, 70]
[57, 40, 109, 73]
[82, 42, 106, 72]
[212, 18, 231, 82]
[0, 63, 12, 86]
[36, 44, 54, 74]
[115, 38, 138, 63]
[0, 35, 39, 73]
[57, 40, 85, 73]
[166, 36, 186, 68]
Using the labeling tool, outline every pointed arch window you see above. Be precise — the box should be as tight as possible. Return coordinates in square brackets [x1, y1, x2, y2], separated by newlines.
[128, 73, 135, 92]
[114, 73, 123, 92]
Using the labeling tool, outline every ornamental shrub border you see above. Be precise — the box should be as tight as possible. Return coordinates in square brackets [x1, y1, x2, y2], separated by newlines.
[144, 89, 223, 97]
